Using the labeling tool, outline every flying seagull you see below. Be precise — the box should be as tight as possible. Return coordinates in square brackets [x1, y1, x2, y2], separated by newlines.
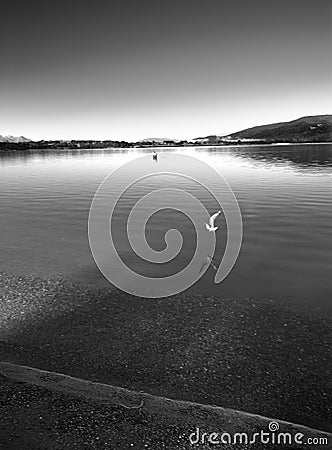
[205, 210, 221, 232]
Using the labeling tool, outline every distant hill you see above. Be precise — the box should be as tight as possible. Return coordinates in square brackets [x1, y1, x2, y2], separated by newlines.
[192, 135, 218, 142]
[0, 135, 31, 143]
[139, 137, 179, 143]
[226, 115, 332, 142]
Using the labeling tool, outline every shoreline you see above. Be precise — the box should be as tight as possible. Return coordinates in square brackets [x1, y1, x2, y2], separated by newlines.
[0, 361, 330, 449]
[0, 142, 332, 153]
[0, 271, 330, 432]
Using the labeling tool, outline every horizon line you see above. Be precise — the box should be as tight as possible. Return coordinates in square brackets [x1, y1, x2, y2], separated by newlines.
[1, 113, 331, 142]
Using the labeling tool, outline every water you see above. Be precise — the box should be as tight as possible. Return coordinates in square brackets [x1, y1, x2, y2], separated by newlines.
[0, 144, 331, 308]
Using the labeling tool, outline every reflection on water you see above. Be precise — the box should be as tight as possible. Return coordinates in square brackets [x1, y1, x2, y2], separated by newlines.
[197, 143, 332, 174]
[1, 143, 331, 170]
[0, 144, 331, 308]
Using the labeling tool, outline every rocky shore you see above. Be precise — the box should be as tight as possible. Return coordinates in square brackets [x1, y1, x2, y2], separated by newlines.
[0, 271, 331, 434]
[0, 363, 330, 449]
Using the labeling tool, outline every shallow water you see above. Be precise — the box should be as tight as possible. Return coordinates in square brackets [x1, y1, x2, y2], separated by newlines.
[0, 144, 331, 308]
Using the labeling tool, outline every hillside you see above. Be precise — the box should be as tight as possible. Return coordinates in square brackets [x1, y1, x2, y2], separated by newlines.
[0, 135, 31, 143]
[139, 137, 179, 143]
[226, 115, 332, 142]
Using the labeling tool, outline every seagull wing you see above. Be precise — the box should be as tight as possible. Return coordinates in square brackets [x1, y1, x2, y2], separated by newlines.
[209, 211, 221, 228]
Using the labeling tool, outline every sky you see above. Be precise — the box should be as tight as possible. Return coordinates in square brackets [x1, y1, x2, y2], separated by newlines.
[1, 0, 331, 141]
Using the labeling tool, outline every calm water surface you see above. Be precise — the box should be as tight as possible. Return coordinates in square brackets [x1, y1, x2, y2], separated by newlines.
[0, 144, 331, 308]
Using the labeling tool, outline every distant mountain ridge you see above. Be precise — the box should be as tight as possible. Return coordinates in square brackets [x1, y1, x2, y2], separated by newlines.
[225, 115, 332, 142]
[1, 115, 331, 146]
[0, 135, 31, 143]
[139, 137, 179, 143]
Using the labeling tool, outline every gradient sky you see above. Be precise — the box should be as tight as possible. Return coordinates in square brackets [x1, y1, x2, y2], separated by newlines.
[1, 0, 331, 141]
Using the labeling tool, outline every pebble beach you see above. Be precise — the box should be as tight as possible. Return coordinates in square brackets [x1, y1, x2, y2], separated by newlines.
[0, 271, 330, 434]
